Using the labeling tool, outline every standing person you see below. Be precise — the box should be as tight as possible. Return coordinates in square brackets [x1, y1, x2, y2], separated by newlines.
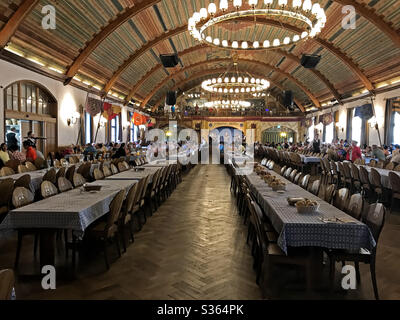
[312, 134, 321, 153]
[23, 141, 37, 162]
[6, 127, 18, 149]
[346, 141, 362, 162]
[371, 144, 386, 161]
[0, 143, 10, 165]
[26, 131, 37, 148]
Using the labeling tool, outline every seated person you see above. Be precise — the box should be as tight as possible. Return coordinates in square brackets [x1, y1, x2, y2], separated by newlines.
[9, 145, 26, 163]
[0, 143, 10, 165]
[371, 144, 386, 161]
[23, 141, 37, 162]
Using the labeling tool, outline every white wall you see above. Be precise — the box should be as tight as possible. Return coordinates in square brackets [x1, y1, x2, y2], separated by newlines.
[0, 59, 119, 146]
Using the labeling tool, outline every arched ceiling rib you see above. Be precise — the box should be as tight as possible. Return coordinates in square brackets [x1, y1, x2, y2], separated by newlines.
[0, 0, 39, 48]
[105, 17, 366, 99]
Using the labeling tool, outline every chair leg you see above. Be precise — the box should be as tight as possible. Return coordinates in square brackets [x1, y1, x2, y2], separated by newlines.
[103, 240, 110, 270]
[121, 226, 127, 253]
[14, 231, 23, 270]
[129, 220, 135, 243]
[370, 260, 379, 300]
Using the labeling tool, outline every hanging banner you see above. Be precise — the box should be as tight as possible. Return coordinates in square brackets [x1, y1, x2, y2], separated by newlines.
[103, 103, 121, 120]
[86, 97, 103, 116]
[354, 104, 373, 120]
[322, 113, 333, 125]
[133, 112, 144, 126]
[304, 119, 313, 128]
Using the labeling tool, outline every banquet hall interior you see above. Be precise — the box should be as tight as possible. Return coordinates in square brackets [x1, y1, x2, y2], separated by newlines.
[0, 0, 400, 301]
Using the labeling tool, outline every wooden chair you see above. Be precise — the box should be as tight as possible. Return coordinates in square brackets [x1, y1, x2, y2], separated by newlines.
[82, 190, 125, 270]
[34, 157, 47, 169]
[41, 181, 58, 199]
[42, 168, 57, 185]
[103, 165, 112, 177]
[349, 163, 362, 193]
[65, 165, 76, 183]
[342, 162, 353, 190]
[117, 162, 128, 172]
[359, 166, 373, 200]
[327, 203, 386, 300]
[283, 167, 293, 179]
[288, 169, 298, 182]
[17, 165, 29, 173]
[389, 172, 400, 213]
[248, 199, 312, 294]
[0, 179, 14, 222]
[309, 180, 320, 196]
[370, 168, 384, 202]
[294, 172, 303, 185]
[119, 183, 140, 252]
[324, 184, 336, 204]
[330, 161, 340, 187]
[57, 177, 73, 193]
[317, 182, 326, 200]
[110, 163, 119, 175]
[56, 166, 66, 181]
[333, 188, 350, 211]
[0, 166, 15, 177]
[5, 160, 20, 173]
[25, 162, 37, 171]
[346, 194, 363, 220]
[0, 269, 15, 300]
[12, 187, 36, 270]
[14, 174, 31, 192]
[73, 173, 86, 188]
[280, 166, 287, 176]
[93, 168, 105, 180]
[300, 174, 311, 190]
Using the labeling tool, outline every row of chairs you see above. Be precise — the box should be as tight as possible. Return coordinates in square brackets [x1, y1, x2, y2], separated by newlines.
[366, 159, 400, 171]
[263, 159, 386, 299]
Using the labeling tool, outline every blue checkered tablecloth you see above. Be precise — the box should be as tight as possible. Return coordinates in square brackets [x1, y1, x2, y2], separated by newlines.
[246, 171, 376, 254]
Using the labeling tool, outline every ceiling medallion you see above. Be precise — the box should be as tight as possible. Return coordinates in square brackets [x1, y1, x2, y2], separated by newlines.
[188, 0, 326, 51]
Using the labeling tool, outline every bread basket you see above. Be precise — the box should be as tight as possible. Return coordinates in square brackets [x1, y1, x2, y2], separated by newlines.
[295, 203, 320, 214]
[83, 184, 102, 192]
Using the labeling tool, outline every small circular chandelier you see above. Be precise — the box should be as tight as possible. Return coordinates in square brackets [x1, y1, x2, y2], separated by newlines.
[202, 100, 252, 109]
[188, 0, 327, 51]
[202, 76, 270, 94]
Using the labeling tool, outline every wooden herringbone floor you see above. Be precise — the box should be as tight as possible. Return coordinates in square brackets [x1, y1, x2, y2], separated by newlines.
[1, 164, 400, 299]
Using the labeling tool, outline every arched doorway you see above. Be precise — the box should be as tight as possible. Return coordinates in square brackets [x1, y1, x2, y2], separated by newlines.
[4, 80, 58, 155]
[261, 126, 296, 144]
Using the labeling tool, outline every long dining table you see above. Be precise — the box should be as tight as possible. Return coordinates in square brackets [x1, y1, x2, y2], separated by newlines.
[246, 169, 375, 255]
[105, 167, 159, 181]
[0, 179, 138, 268]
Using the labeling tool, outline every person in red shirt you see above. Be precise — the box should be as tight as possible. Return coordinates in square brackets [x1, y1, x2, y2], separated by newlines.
[346, 140, 362, 162]
[23, 141, 37, 162]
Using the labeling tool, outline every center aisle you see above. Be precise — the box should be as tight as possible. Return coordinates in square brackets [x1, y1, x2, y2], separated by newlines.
[20, 165, 262, 300]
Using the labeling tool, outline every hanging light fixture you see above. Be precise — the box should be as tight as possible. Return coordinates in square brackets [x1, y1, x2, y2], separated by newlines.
[188, 0, 326, 51]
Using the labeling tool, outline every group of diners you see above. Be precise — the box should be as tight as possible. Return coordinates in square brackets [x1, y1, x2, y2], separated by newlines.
[0, 153, 187, 299]
[227, 156, 388, 299]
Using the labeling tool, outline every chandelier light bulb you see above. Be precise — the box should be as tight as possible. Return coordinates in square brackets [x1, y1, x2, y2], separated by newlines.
[206, 36, 212, 43]
[241, 88, 245, 93]
[208, 3, 217, 15]
[222, 39, 229, 47]
[213, 38, 220, 45]
[232, 41, 239, 49]
[233, 0, 242, 8]
[200, 8, 208, 19]
[246, 88, 250, 92]
[241, 41, 248, 49]
[231, 77, 236, 82]
[229, 89, 234, 93]
[273, 38, 280, 46]
[224, 88, 228, 93]
[253, 41, 260, 49]
[218, 78, 222, 83]
[218, 88, 223, 92]
[278, 0, 287, 6]
[244, 77, 249, 83]
[283, 36, 290, 44]
[301, 31, 308, 38]
[220, 0, 228, 11]
[302, 0, 312, 11]
[193, 12, 201, 23]
[235, 89, 239, 93]
[292, 0, 302, 8]
[224, 77, 229, 83]
[293, 34, 300, 42]
[263, 40, 270, 48]
[264, 0, 273, 5]
[311, 3, 321, 15]
[212, 78, 217, 84]
[238, 77, 243, 83]
[249, 0, 258, 7]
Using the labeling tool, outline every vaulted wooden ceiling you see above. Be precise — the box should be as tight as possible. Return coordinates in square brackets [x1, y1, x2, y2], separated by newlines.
[1, 0, 400, 112]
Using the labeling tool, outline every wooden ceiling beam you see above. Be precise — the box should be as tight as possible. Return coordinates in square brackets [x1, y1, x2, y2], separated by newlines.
[64, 0, 159, 83]
[0, 0, 39, 49]
[334, 0, 400, 48]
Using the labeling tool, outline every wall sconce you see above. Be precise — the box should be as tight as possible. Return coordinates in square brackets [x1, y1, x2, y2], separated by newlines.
[335, 122, 344, 132]
[67, 112, 80, 126]
[98, 116, 107, 128]
[123, 121, 131, 131]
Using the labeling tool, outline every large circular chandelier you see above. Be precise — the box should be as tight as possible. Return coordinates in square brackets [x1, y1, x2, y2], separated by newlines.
[188, 0, 327, 51]
[202, 100, 252, 109]
[202, 75, 270, 94]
